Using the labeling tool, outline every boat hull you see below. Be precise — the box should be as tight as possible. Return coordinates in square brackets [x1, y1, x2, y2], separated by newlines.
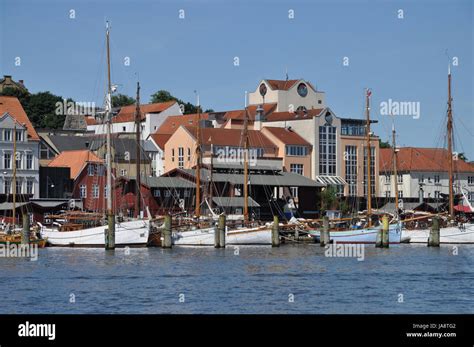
[39, 220, 149, 247]
[310, 223, 402, 244]
[402, 223, 474, 244]
[172, 226, 272, 246]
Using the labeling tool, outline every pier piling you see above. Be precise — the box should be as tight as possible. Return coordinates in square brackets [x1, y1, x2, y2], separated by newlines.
[105, 214, 115, 250]
[21, 214, 29, 245]
[375, 220, 383, 248]
[320, 216, 330, 247]
[163, 215, 172, 248]
[218, 214, 226, 248]
[382, 215, 389, 248]
[272, 215, 280, 247]
[428, 216, 440, 247]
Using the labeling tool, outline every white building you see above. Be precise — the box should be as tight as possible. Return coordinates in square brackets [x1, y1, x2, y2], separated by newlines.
[91, 101, 182, 138]
[379, 147, 474, 204]
[0, 96, 40, 199]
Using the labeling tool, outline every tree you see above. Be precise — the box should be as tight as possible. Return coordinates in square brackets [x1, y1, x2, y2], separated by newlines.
[0, 87, 30, 108]
[379, 139, 391, 148]
[150, 90, 206, 115]
[25, 91, 65, 128]
[320, 186, 339, 211]
[112, 94, 135, 108]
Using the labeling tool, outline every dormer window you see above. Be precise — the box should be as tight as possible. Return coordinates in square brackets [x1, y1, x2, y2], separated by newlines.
[4, 129, 11, 142]
[15, 129, 23, 142]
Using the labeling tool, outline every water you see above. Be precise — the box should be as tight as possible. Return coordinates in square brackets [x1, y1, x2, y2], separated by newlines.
[0, 244, 473, 314]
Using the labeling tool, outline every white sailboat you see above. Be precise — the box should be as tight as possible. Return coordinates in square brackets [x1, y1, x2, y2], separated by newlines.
[39, 22, 149, 247]
[401, 65, 474, 244]
[171, 96, 271, 246]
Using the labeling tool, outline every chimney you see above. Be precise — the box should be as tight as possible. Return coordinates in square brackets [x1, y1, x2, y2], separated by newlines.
[255, 104, 265, 122]
[18, 80, 24, 85]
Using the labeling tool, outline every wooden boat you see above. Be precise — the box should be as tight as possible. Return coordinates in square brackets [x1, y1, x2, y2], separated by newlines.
[38, 219, 149, 247]
[0, 233, 46, 248]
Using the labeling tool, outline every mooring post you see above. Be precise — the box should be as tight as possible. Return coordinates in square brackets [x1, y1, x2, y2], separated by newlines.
[214, 220, 220, 248]
[105, 214, 115, 250]
[21, 213, 29, 245]
[382, 215, 389, 248]
[218, 214, 226, 248]
[428, 216, 440, 247]
[375, 217, 383, 248]
[320, 216, 330, 247]
[163, 214, 172, 248]
[272, 215, 280, 247]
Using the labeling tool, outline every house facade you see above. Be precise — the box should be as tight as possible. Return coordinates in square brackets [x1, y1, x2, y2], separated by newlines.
[0, 96, 40, 199]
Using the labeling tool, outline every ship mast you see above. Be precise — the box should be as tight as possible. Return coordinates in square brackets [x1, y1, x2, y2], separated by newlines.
[195, 93, 201, 219]
[243, 98, 249, 222]
[12, 122, 17, 227]
[447, 65, 454, 217]
[105, 21, 115, 249]
[391, 122, 399, 214]
[135, 81, 141, 218]
[365, 89, 372, 227]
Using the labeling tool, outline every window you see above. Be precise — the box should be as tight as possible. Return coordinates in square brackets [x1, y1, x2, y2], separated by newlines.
[385, 174, 391, 184]
[92, 184, 99, 199]
[80, 184, 87, 198]
[88, 164, 94, 176]
[26, 153, 33, 170]
[398, 190, 403, 198]
[468, 192, 474, 203]
[397, 173, 403, 184]
[15, 130, 23, 142]
[15, 152, 22, 169]
[187, 148, 191, 161]
[178, 147, 184, 168]
[290, 163, 304, 175]
[4, 153, 11, 169]
[363, 146, 375, 196]
[4, 129, 11, 142]
[184, 190, 190, 198]
[15, 180, 22, 194]
[385, 190, 391, 198]
[286, 145, 308, 156]
[26, 180, 33, 195]
[468, 176, 474, 185]
[434, 175, 440, 184]
[120, 169, 127, 176]
[319, 125, 336, 175]
[345, 145, 357, 196]
[122, 126, 126, 132]
[154, 189, 161, 197]
[164, 190, 171, 198]
[4, 179, 11, 194]
[290, 187, 299, 198]
[435, 191, 440, 199]
[104, 185, 108, 198]
[420, 175, 424, 183]
[171, 149, 175, 162]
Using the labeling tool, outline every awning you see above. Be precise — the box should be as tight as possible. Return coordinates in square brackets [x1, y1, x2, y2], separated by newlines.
[315, 175, 347, 186]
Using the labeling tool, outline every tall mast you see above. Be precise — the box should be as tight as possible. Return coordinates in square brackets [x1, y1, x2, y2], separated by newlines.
[365, 89, 372, 227]
[12, 122, 16, 226]
[195, 93, 201, 218]
[391, 122, 399, 213]
[243, 96, 249, 222]
[447, 65, 454, 217]
[105, 21, 115, 249]
[135, 81, 141, 218]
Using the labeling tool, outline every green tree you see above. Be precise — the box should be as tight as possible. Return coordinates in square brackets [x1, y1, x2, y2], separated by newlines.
[112, 94, 135, 108]
[150, 90, 206, 115]
[320, 186, 338, 211]
[379, 139, 391, 148]
[0, 87, 30, 108]
[25, 91, 65, 128]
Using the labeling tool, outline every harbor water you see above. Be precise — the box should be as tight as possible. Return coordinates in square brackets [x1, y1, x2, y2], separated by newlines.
[1, 244, 473, 314]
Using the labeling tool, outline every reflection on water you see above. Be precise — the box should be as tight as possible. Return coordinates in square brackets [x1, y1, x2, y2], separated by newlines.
[0, 244, 473, 314]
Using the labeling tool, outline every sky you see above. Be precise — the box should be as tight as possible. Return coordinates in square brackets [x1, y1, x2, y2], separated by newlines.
[1, 0, 473, 158]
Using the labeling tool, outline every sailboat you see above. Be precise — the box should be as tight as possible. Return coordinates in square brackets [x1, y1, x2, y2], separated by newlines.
[39, 22, 149, 247]
[309, 89, 403, 244]
[402, 66, 474, 244]
[171, 95, 272, 246]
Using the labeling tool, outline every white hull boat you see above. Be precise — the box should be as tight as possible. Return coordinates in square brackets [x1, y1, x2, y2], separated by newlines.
[309, 223, 403, 244]
[172, 225, 272, 246]
[39, 220, 150, 247]
[402, 223, 474, 244]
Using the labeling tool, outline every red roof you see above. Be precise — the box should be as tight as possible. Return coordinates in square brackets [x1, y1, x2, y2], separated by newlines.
[223, 103, 277, 122]
[265, 108, 324, 122]
[149, 133, 172, 149]
[265, 79, 299, 91]
[48, 150, 103, 179]
[156, 113, 210, 134]
[0, 96, 39, 140]
[183, 126, 277, 149]
[112, 101, 176, 124]
[85, 116, 97, 125]
[262, 127, 311, 146]
[380, 147, 474, 173]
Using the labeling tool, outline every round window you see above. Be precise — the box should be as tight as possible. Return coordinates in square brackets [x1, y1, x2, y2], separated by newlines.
[297, 83, 308, 97]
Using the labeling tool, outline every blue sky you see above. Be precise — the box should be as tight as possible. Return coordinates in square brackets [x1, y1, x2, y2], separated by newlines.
[1, 0, 473, 158]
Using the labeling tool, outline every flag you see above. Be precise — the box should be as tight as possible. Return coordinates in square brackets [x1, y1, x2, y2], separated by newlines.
[366, 89, 372, 97]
